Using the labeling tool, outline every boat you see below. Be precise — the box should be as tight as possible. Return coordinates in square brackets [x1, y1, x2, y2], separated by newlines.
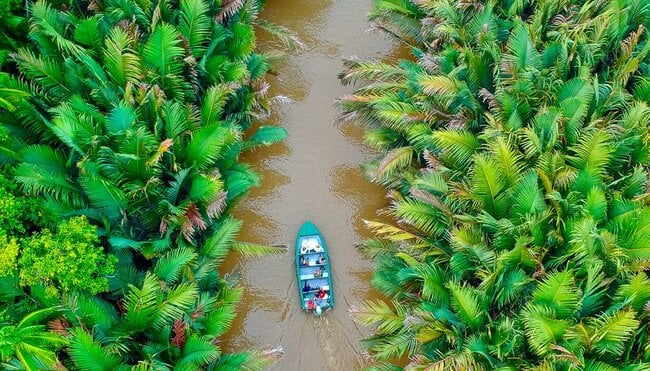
[295, 221, 334, 315]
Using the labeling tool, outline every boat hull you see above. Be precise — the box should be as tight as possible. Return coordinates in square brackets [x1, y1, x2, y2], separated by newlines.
[295, 221, 334, 314]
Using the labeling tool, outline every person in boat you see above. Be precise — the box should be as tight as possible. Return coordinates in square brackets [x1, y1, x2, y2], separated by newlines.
[314, 267, 323, 277]
[318, 255, 325, 265]
[315, 289, 328, 311]
[302, 282, 311, 293]
[300, 256, 309, 267]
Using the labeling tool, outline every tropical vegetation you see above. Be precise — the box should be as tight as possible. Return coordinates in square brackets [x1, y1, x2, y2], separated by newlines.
[0, 0, 290, 368]
[340, 0, 650, 369]
[0, 0, 27, 67]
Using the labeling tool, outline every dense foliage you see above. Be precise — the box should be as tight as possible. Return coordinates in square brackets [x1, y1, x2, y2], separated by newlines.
[0, 175, 101, 369]
[0, 0, 289, 368]
[0, 0, 27, 67]
[0, 0, 29, 112]
[340, 0, 650, 369]
[0, 174, 94, 297]
[19, 216, 117, 296]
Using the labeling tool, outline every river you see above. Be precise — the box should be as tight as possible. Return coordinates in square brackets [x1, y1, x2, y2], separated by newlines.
[220, 1, 406, 369]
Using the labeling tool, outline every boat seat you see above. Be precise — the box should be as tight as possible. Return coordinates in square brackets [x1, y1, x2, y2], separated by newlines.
[300, 237, 324, 254]
[299, 272, 328, 280]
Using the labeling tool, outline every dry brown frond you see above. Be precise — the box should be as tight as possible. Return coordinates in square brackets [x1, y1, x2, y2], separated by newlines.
[48, 318, 71, 336]
[206, 191, 228, 219]
[216, 0, 246, 23]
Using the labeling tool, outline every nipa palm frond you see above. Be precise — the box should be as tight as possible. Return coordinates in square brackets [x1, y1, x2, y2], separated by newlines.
[531, 270, 579, 319]
[69, 327, 122, 371]
[350, 299, 407, 335]
[154, 247, 198, 284]
[178, 0, 211, 57]
[446, 281, 484, 331]
[588, 309, 640, 357]
[230, 241, 287, 257]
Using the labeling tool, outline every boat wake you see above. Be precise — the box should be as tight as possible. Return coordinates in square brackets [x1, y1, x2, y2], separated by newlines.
[309, 313, 364, 370]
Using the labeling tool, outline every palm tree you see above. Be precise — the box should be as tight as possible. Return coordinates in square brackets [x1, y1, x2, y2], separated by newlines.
[340, 0, 650, 368]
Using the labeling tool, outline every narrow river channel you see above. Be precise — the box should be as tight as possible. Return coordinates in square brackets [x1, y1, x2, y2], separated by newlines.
[221, 1, 407, 369]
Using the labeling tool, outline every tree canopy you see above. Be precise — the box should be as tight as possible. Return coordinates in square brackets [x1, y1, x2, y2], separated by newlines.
[0, 0, 289, 368]
[340, 0, 650, 369]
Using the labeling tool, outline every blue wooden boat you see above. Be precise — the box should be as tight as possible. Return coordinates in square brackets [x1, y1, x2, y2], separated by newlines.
[296, 221, 334, 315]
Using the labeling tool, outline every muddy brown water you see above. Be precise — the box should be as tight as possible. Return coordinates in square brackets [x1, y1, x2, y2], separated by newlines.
[220, 1, 408, 369]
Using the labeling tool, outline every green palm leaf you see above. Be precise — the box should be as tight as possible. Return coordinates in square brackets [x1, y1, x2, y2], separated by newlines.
[446, 281, 484, 331]
[418, 75, 461, 96]
[583, 360, 619, 371]
[376, 146, 414, 177]
[522, 305, 570, 356]
[339, 58, 404, 85]
[432, 130, 480, 169]
[105, 103, 137, 135]
[202, 84, 235, 126]
[200, 217, 241, 260]
[155, 281, 199, 329]
[614, 274, 650, 312]
[228, 23, 255, 61]
[177, 335, 220, 368]
[30, 1, 86, 57]
[362, 332, 417, 361]
[350, 300, 406, 335]
[203, 305, 237, 338]
[122, 274, 159, 331]
[223, 163, 260, 201]
[489, 137, 524, 186]
[532, 271, 579, 319]
[14, 160, 78, 201]
[394, 197, 449, 237]
[143, 24, 184, 76]
[14, 48, 69, 99]
[504, 24, 540, 70]
[69, 328, 121, 371]
[589, 309, 640, 357]
[568, 130, 613, 175]
[510, 171, 546, 219]
[244, 125, 288, 149]
[103, 28, 142, 87]
[79, 174, 127, 220]
[185, 125, 234, 168]
[230, 241, 287, 257]
[471, 154, 507, 217]
[154, 247, 198, 283]
[1, 308, 67, 370]
[178, 0, 211, 57]
[585, 187, 607, 222]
